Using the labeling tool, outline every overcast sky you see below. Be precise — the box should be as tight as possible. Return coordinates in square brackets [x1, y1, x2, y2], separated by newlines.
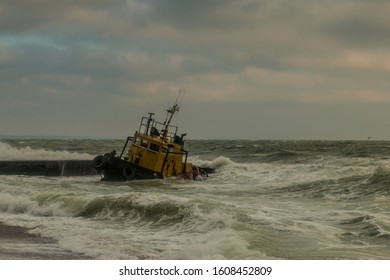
[1, 0, 390, 140]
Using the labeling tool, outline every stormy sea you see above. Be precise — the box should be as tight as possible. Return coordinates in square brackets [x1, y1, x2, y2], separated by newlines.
[1, 138, 390, 260]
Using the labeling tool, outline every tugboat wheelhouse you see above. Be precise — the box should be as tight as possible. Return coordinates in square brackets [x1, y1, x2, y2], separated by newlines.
[92, 97, 210, 181]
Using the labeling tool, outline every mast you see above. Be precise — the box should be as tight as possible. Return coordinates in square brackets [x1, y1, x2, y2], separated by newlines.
[162, 90, 184, 138]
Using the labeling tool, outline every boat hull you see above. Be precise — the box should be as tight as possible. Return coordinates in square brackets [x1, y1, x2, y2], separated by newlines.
[93, 153, 162, 181]
[93, 153, 212, 181]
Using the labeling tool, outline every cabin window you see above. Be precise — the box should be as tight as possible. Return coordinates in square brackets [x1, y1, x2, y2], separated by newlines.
[140, 140, 148, 148]
[149, 143, 160, 152]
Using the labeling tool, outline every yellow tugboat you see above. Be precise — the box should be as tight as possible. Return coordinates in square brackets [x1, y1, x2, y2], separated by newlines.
[92, 97, 212, 181]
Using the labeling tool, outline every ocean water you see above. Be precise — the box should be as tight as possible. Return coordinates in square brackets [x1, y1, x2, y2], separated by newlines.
[1, 139, 390, 259]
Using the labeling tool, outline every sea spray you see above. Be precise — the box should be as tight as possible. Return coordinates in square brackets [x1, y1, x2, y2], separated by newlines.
[1, 139, 390, 259]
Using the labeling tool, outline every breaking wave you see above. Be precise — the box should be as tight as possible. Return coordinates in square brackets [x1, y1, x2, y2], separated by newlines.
[2, 139, 390, 259]
[0, 141, 92, 160]
[77, 194, 194, 226]
[340, 215, 390, 240]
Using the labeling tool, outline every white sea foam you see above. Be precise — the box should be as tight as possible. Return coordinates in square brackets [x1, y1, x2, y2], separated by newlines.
[0, 142, 92, 160]
[195, 154, 380, 191]
[2, 139, 390, 260]
[0, 192, 70, 217]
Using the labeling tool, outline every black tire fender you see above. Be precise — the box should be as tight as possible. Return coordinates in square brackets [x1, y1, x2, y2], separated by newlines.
[92, 155, 106, 170]
[123, 166, 135, 180]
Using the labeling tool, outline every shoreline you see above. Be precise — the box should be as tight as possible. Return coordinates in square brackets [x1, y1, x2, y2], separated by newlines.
[0, 222, 90, 260]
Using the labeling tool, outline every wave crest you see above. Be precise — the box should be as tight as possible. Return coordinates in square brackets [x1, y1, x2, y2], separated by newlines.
[78, 195, 193, 225]
[0, 141, 91, 160]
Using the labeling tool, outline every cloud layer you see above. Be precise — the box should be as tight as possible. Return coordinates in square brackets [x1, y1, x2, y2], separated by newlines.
[1, 0, 390, 139]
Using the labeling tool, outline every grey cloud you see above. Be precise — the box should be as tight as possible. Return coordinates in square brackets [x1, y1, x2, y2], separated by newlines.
[326, 18, 390, 47]
[2, 0, 390, 139]
[0, 0, 125, 32]
[133, 0, 265, 31]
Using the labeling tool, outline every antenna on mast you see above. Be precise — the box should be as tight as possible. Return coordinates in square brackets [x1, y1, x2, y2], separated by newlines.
[172, 89, 184, 112]
[178, 89, 185, 109]
[162, 89, 185, 138]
